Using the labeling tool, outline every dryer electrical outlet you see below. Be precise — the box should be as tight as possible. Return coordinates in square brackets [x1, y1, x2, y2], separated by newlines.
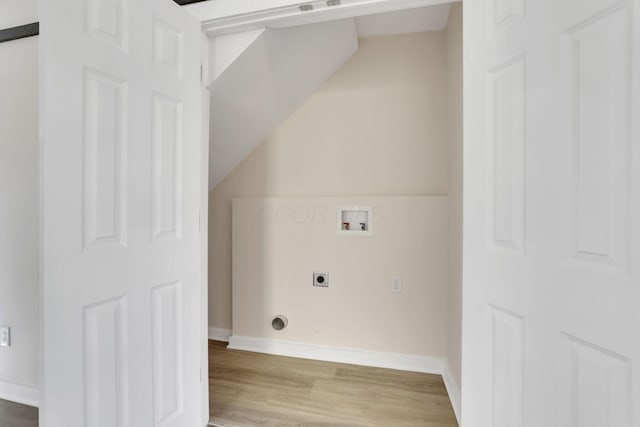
[313, 272, 329, 287]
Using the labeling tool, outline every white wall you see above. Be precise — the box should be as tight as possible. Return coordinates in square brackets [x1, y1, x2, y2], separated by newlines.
[444, 2, 463, 418]
[209, 32, 449, 331]
[0, 0, 37, 29]
[232, 196, 449, 361]
[0, 0, 39, 405]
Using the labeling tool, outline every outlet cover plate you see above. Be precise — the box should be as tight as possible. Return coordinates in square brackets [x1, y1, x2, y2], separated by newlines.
[391, 276, 402, 293]
[0, 326, 10, 347]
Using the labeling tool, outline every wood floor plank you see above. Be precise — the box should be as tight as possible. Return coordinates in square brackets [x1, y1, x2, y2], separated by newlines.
[210, 341, 340, 380]
[211, 366, 316, 391]
[334, 365, 449, 395]
[211, 401, 366, 427]
[209, 340, 458, 426]
[310, 377, 453, 412]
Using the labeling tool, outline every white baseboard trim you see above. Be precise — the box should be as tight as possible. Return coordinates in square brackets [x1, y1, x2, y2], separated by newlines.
[442, 360, 461, 425]
[228, 335, 444, 375]
[0, 380, 39, 407]
[208, 327, 232, 342]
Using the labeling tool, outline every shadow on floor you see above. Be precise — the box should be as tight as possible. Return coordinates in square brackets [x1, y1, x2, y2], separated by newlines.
[0, 399, 38, 427]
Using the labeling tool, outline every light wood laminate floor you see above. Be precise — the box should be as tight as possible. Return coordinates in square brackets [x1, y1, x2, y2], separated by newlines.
[208, 340, 458, 426]
[0, 399, 38, 427]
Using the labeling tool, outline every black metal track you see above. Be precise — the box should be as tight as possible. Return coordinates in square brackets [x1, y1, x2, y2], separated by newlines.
[0, 22, 39, 44]
[173, 0, 208, 5]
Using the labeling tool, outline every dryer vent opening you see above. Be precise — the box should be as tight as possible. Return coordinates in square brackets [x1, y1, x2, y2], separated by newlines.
[272, 315, 288, 331]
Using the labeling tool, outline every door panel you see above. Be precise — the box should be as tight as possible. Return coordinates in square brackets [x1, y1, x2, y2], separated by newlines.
[40, 0, 203, 425]
[463, 0, 639, 425]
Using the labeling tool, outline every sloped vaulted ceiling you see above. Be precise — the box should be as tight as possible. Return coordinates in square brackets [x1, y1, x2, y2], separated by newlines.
[207, 19, 359, 189]
[204, 3, 452, 190]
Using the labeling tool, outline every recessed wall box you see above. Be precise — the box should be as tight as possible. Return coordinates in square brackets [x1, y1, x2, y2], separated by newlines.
[337, 206, 373, 236]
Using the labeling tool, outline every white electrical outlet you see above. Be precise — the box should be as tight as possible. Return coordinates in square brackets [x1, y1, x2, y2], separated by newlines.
[0, 326, 10, 347]
[391, 276, 402, 293]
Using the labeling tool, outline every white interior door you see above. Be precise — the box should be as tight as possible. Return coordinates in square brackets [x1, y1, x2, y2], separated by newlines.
[39, 0, 203, 425]
[463, 0, 639, 426]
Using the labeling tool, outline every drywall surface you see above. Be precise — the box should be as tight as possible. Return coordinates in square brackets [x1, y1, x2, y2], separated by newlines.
[0, 25, 39, 399]
[354, 4, 451, 37]
[232, 196, 448, 357]
[209, 32, 448, 330]
[0, 0, 37, 29]
[208, 28, 264, 82]
[445, 2, 463, 393]
[208, 19, 359, 188]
